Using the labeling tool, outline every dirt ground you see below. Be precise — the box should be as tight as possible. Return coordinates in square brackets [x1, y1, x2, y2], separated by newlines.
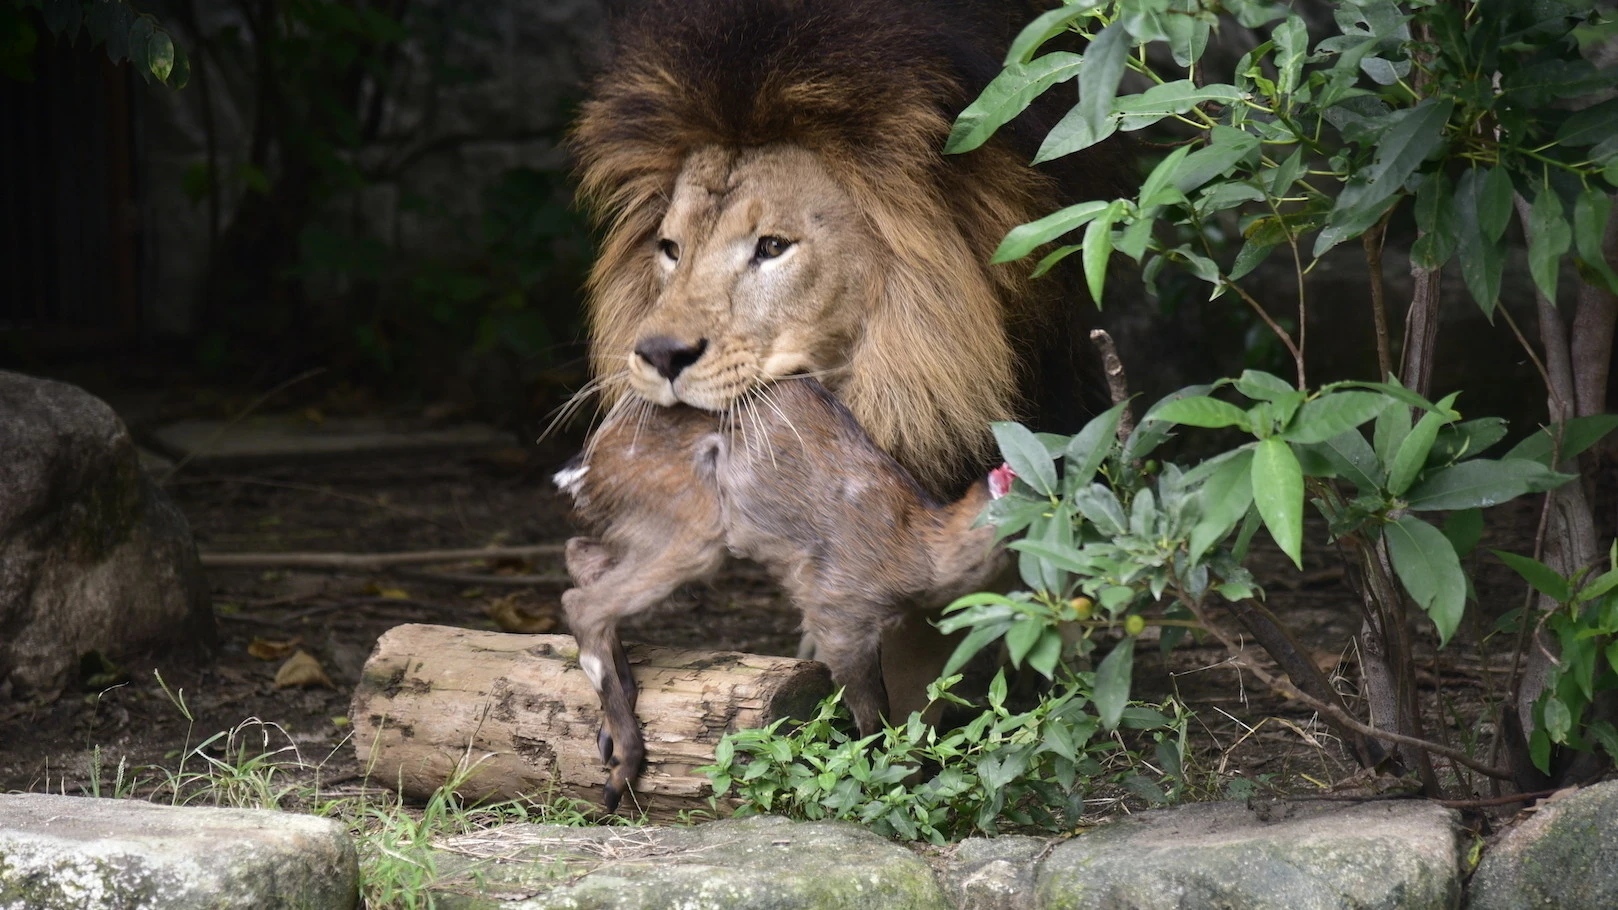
[0, 412, 1589, 824]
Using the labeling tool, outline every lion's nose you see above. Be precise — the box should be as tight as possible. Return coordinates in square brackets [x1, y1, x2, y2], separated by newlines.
[634, 336, 708, 381]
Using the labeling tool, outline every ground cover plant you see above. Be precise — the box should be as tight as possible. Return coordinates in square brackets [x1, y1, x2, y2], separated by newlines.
[705, 0, 1618, 830]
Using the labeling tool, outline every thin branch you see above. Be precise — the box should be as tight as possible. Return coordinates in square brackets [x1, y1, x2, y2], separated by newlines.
[1088, 329, 1135, 442]
[1496, 304, 1556, 410]
[1222, 279, 1305, 381]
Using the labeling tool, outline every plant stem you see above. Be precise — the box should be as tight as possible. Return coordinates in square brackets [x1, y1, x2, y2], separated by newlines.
[1223, 279, 1305, 386]
[1363, 215, 1394, 381]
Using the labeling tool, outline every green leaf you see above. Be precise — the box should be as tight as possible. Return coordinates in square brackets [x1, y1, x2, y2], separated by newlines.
[1504, 414, 1618, 466]
[1082, 201, 1120, 302]
[1112, 81, 1245, 133]
[1405, 458, 1573, 510]
[1478, 167, 1514, 243]
[1005, 616, 1045, 668]
[1574, 188, 1618, 294]
[1031, 244, 1081, 278]
[1272, 15, 1308, 96]
[1527, 184, 1574, 304]
[1042, 23, 1129, 162]
[1530, 726, 1552, 773]
[1386, 516, 1466, 646]
[992, 200, 1111, 263]
[941, 620, 1014, 678]
[1230, 240, 1277, 280]
[1442, 508, 1483, 558]
[1164, 0, 1210, 67]
[1557, 97, 1618, 147]
[1065, 400, 1129, 488]
[993, 422, 1058, 495]
[1304, 428, 1383, 490]
[1503, 58, 1614, 108]
[1172, 127, 1261, 194]
[1493, 550, 1573, 603]
[1387, 393, 1456, 495]
[1411, 170, 1457, 269]
[1150, 396, 1252, 431]
[1008, 539, 1089, 574]
[1252, 438, 1304, 569]
[1282, 392, 1392, 444]
[1317, 98, 1453, 257]
[1005, 4, 1097, 65]
[1190, 448, 1254, 562]
[1455, 169, 1503, 318]
[1543, 696, 1573, 744]
[947, 52, 1084, 154]
[1429, 417, 1509, 464]
[1373, 400, 1412, 468]
[1026, 628, 1063, 680]
[1138, 144, 1194, 209]
[1094, 638, 1135, 730]
[147, 27, 174, 83]
[1232, 369, 1294, 401]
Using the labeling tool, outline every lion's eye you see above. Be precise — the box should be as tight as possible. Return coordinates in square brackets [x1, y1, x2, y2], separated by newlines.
[658, 238, 680, 261]
[755, 236, 792, 260]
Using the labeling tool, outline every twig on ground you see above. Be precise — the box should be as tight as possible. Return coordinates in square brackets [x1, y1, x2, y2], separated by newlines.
[198, 544, 565, 571]
[157, 367, 328, 486]
[1184, 598, 1515, 781]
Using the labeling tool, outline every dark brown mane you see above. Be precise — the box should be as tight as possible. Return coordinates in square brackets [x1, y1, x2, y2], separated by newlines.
[571, 0, 1123, 492]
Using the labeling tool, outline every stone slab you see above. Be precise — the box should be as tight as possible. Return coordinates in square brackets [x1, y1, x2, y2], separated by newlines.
[426, 814, 950, 909]
[1035, 799, 1461, 910]
[0, 793, 357, 910]
[1469, 780, 1618, 909]
[147, 415, 515, 463]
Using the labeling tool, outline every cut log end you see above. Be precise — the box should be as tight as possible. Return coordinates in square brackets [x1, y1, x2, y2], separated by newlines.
[350, 624, 833, 820]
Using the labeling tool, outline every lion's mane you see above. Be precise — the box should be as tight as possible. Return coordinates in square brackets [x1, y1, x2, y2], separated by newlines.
[572, 0, 1112, 493]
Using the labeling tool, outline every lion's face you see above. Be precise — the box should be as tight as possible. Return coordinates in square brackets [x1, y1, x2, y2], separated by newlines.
[620, 145, 874, 411]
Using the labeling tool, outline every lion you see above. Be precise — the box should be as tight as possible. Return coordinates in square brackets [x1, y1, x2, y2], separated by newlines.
[568, 0, 1126, 717]
[571, 0, 1126, 498]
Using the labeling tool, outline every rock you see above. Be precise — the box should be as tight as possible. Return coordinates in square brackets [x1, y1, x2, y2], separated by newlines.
[1036, 799, 1461, 910]
[930, 835, 1045, 910]
[0, 371, 214, 697]
[426, 815, 950, 909]
[0, 792, 358, 910]
[1469, 781, 1618, 909]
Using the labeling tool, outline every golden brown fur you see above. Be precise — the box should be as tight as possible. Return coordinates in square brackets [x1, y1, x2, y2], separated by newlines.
[571, 0, 1112, 495]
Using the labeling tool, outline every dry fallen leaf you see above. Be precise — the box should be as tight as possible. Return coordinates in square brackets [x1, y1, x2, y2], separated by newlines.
[274, 650, 335, 689]
[363, 581, 411, 600]
[485, 595, 558, 634]
[248, 637, 302, 661]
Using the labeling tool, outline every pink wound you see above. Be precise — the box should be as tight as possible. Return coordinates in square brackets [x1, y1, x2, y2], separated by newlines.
[988, 463, 1017, 499]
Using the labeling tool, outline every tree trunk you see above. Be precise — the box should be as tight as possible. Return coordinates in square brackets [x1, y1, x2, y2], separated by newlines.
[351, 624, 833, 820]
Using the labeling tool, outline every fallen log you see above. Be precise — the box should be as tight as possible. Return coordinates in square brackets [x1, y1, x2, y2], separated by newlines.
[350, 624, 833, 819]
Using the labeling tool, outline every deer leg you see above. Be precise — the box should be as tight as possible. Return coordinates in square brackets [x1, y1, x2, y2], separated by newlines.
[560, 538, 723, 812]
[803, 607, 891, 736]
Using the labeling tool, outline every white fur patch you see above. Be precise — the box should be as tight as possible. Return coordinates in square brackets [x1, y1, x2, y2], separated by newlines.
[552, 464, 590, 496]
[580, 654, 608, 692]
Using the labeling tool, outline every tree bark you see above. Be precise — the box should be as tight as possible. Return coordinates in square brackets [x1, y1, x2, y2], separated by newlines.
[351, 624, 833, 819]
